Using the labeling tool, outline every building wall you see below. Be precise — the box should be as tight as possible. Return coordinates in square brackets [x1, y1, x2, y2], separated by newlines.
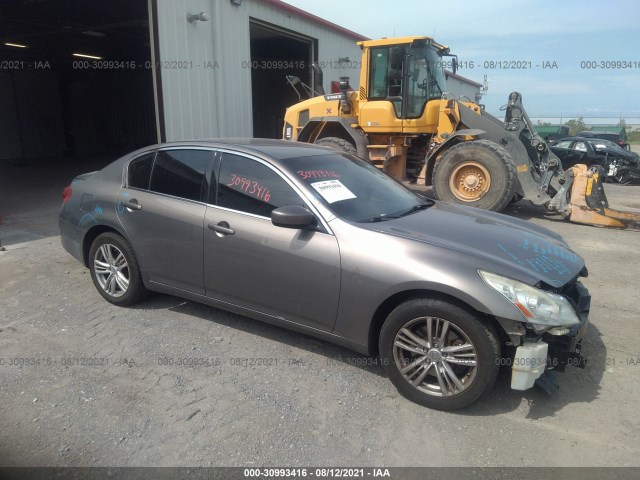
[445, 75, 481, 103]
[155, 0, 363, 141]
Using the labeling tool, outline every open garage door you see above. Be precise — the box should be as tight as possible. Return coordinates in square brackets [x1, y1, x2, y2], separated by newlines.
[250, 21, 314, 139]
[0, 0, 157, 166]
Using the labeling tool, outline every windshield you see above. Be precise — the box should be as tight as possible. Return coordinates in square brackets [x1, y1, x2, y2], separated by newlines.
[280, 153, 429, 222]
[424, 44, 447, 99]
[405, 41, 446, 117]
[587, 138, 619, 150]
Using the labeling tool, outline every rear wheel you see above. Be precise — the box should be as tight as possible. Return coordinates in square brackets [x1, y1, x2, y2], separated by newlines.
[89, 232, 147, 306]
[314, 137, 358, 157]
[379, 297, 500, 410]
[433, 139, 516, 212]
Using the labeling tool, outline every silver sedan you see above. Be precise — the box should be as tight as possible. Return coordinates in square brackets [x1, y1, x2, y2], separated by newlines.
[59, 139, 590, 410]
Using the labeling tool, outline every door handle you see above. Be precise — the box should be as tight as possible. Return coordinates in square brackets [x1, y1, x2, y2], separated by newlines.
[122, 200, 142, 211]
[208, 222, 235, 235]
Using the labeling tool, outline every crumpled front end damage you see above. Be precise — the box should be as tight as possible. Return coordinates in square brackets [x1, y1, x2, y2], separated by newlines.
[500, 279, 590, 394]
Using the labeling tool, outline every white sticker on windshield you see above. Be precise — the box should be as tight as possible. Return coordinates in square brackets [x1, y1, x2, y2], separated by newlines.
[311, 180, 356, 204]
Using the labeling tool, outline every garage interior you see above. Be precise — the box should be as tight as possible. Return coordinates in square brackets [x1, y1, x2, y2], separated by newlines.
[249, 20, 314, 139]
[0, 0, 156, 167]
[0, 2, 322, 243]
[0, 0, 157, 243]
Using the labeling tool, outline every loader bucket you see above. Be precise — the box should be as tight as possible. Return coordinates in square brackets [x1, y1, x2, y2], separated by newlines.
[568, 164, 640, 230]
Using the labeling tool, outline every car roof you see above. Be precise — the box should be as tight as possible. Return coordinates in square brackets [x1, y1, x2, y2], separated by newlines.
[555, 137, 591, 142]
[576, 131, 621, 138]
[556, 136, 614, 142]
[142, 138, 335, 160]
[553, 137, 624, 149]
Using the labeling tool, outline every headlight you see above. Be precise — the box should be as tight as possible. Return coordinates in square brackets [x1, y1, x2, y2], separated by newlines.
[479, 270, 580, 327]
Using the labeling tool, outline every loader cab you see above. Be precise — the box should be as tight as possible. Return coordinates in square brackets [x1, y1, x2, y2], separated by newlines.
[358, 37, 447, 133]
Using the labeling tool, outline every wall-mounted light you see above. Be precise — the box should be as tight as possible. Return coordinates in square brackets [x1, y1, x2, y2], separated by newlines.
[187, 12, 209, 23]
[82, 31, 106, 38]
[5, 42, 28, 48]
[73, 53, 103, 60]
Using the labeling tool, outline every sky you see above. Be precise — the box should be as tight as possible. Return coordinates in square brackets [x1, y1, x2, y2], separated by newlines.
[283, 0, 640, 123]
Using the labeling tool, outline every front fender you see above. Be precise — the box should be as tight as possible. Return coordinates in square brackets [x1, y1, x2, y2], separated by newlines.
[298, 117, 370, 159]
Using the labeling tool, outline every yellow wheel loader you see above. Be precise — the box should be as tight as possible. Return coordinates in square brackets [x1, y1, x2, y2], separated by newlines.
[282, 36, 640, 229]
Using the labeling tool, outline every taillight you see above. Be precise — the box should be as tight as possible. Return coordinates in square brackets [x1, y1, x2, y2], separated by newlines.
[62, 185, 72, 204]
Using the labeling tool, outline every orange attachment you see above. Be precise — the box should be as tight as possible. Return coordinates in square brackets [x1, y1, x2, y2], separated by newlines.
[567, 164, 640, 230]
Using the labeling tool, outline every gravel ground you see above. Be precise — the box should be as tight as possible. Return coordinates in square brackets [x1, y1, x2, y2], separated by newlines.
[1, 161, 640, 468]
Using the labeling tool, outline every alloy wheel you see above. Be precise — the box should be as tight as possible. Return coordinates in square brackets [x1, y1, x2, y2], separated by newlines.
[93, 243, 130, 298]
[392, 316, 478, 397]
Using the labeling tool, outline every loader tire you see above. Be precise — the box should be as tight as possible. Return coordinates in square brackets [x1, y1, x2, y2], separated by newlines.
[315, 137, 358, 157]
[433, 140, 517, 212]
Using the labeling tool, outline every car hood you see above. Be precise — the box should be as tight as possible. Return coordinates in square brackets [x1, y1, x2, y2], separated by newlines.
[359, 201, 586, 289]
[604, 147, 639, 163]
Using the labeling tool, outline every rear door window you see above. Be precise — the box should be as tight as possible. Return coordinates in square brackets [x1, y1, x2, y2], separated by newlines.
[127, 152, 155, 189]
[574, 142, 587, 152]
[149, 149, 213, 202]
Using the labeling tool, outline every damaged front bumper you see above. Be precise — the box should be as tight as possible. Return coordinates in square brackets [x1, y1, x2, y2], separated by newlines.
[510, 281, 590, 393]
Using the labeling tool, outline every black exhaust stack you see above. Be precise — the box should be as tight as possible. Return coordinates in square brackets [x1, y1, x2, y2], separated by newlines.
[311, 62, 325, 95]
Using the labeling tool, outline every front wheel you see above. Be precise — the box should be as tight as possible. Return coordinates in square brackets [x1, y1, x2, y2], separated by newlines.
[433, 139, 517, 212]
[379, 297, 500, 410]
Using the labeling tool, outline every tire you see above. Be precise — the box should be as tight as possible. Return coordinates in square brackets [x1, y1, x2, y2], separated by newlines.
[314, 137, 358, 157]
[379, 297, 500, 410]
[89, 232, 147, 306]
[432, 139, 517, 212]
[615, 175, 632, 185]
[508, 193, 524, 206]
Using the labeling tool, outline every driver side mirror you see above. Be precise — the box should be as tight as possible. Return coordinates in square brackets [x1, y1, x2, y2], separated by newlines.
[271, 205, 317, 229]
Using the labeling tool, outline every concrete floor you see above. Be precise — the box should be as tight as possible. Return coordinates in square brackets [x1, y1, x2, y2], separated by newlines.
[1, 157, 640, 467]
